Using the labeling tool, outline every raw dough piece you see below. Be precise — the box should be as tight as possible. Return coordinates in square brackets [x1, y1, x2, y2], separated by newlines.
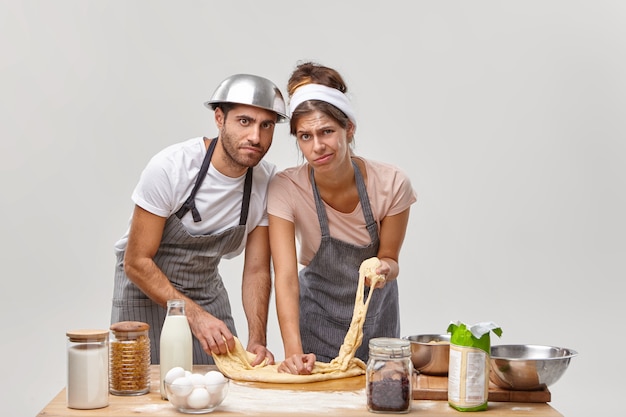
[213, 257, 386, 383]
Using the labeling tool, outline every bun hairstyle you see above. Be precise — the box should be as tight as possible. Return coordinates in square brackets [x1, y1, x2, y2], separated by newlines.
[287, 62, 354, 138]
[287, 62, 348, 96]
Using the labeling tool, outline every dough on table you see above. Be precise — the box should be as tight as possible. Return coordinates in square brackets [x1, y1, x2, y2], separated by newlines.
[213, 257, 386, 383]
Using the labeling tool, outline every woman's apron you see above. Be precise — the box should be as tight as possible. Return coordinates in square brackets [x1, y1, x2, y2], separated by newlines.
[298, 160, 400, 363]
[111, 138, 253, 364]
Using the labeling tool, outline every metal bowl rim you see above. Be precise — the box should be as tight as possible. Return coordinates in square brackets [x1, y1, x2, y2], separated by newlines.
[402, 334, 451, 345]
[490, 344, 578, 360]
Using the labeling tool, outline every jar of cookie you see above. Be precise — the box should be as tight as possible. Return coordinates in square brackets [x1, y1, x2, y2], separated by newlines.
[109, 321, 151, 396]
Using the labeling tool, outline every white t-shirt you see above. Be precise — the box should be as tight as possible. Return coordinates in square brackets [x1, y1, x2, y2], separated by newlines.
[114, 137, 276, 259]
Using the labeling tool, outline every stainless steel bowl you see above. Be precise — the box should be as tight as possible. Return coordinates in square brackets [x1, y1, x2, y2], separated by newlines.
[403, 334, 451, 375]
[489, 344, 578, 391]
[204, 74, 288, 122]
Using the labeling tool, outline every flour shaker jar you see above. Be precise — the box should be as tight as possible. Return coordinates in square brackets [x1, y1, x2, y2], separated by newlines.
[109, 321, 151, 395]
[66, 329, 109, 409]
[366, 337, 412, 413]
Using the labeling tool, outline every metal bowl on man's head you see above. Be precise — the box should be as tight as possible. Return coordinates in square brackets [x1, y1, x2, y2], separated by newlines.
[204, 73, 288, 122]
[489, 344, 578, 391]
[403, 334, 451, 376]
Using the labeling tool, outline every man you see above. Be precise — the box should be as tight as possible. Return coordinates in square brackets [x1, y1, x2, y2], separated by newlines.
[111, 74, 288, 366]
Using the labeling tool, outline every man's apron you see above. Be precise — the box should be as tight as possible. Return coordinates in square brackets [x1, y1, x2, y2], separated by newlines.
[298, 160, 400, 363]
[111, 138, 253, 364]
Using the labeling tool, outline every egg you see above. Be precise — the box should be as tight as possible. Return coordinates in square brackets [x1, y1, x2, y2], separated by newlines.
[189, 372, 206, 386]
[205, 370, 225, 384]
[164, 366, 186, 384]
[168, 376, 193, 397]
[204, 370, 226, 394]
[186, 387, 210, 409]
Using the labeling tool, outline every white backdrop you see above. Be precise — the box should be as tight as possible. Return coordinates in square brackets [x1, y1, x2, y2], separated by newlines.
[2, 1, 624, 416]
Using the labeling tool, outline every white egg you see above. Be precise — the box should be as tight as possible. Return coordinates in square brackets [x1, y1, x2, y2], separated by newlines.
[205, 370, 225, 384]
[189, 372, 206, 386]
[186, 387, 210, 409]
[168, 376, 193, 397]
[164, 366, 186, 384]
[204, 370, 226, 393]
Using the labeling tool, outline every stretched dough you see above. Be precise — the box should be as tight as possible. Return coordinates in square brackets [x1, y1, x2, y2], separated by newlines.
[213, 257, 386, 383]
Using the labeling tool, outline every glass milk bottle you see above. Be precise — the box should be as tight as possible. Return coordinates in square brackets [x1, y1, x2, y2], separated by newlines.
[66, 329, 109, 409]
[160, 299, 193, 399]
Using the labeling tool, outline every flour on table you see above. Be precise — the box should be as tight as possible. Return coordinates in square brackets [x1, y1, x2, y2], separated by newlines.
[213, 257, 386, 383]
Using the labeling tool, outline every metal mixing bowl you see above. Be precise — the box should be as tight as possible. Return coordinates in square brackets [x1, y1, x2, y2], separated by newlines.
[403, 334, 451, 375]
[489, 344, 578, 391]
[204, 74, 288, 122]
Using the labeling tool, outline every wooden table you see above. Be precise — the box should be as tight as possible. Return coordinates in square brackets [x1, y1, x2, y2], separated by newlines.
[37, 366, 563, 416]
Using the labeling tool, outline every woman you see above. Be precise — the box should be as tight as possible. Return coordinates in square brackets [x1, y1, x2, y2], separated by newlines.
[268, 62, 417, 375]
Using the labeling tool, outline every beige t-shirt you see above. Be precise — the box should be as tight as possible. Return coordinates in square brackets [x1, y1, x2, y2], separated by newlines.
[268, 157, 417, 265]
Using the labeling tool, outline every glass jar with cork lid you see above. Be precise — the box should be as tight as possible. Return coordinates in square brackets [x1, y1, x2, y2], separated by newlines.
[109, 321, 151, 396]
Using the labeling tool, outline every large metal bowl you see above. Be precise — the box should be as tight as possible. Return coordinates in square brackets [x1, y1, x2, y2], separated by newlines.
[403, 334, 451, 375]
[204, 74, 288, 122]
[489, 344, 578, 391]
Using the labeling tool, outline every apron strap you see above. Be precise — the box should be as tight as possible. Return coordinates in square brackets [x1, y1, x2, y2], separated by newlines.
[310, 166, 331, 238]
[310, 159, 378, 241]
[175, 137, 253, 226]
[239, 168, 253, 226]
[176, 137, 218, 222]
[353, 160, 378, 242]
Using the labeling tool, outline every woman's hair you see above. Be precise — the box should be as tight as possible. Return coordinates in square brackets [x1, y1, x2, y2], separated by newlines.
[287, 61, 353, 137]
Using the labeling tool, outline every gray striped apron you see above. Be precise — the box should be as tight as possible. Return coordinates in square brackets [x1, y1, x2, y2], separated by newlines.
[299, 160, 400, 363]
[111, 138, 253, 364]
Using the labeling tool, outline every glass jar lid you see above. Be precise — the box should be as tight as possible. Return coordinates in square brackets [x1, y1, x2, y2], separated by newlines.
[66, 329, 109, 342]
[369, 337, 411, 358]
[110, 321, 150, 339]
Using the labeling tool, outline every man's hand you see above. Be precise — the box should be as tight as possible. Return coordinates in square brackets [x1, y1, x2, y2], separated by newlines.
[187, 307, 235, 356]
[247, 342, 275, 366]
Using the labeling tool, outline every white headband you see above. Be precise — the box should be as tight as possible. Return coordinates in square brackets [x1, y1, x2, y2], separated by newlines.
[289, 83, 357, 125]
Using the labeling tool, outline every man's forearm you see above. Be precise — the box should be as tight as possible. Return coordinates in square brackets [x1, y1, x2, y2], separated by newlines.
[242, 272, 271, 346]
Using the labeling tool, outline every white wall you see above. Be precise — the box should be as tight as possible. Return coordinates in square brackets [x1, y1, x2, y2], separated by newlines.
[2, 1, 624, 416]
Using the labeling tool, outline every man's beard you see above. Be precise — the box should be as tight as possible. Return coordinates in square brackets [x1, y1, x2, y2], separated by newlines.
[219, 128, 266, 169]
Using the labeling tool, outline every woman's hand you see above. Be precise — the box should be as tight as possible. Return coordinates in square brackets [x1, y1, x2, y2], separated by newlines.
[364, 258, 391, 289]
[278, 353, 317, 375]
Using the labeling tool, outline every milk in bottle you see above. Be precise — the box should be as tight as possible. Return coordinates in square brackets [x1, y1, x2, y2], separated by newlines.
[159, 299, 193, 399]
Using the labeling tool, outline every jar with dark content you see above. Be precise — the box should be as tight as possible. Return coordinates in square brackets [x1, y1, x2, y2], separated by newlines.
[109, 321, 151, 395]
[366, 337, 412, 413]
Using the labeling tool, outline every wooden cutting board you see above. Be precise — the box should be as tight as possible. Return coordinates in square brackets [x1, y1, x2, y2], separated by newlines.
[413, 373, 551, 402]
